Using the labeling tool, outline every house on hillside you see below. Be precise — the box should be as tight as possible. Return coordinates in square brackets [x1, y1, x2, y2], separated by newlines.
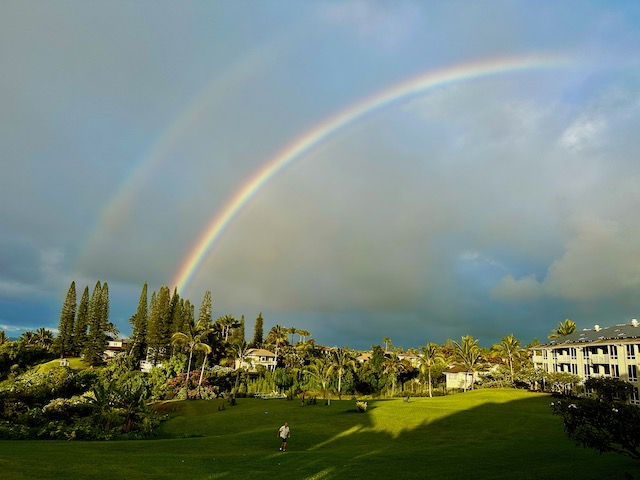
[356, 352, 371, 363]
[103, 339, 129, 361]
[237, 348, 277, 372]
[532, 319, 640, 404]
[443, 365, 478, 390]
[398, 352, 420, 367]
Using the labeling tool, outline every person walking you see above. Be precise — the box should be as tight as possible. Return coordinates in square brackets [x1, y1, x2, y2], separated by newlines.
[277, 422, 290, 451]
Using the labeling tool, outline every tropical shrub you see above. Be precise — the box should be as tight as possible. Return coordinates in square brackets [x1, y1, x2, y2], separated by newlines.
[551, 378, 640, 460]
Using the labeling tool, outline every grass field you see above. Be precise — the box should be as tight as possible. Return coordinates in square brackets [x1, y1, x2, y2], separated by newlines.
[1, 389, 638, 479]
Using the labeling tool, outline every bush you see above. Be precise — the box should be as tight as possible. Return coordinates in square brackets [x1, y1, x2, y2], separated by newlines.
[551, 388, 640, 460]
[356, 401, 367, 412]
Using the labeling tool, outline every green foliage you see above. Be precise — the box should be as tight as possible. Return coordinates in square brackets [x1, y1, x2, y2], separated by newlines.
[547, 371, 581, 394]
[585, 377, 634, 403]
[273, 367, 293, 392]
[56, 281, 76, 358]
[73, 285, 90, 355]
[251, 312, 264, 347]
[84, 281, 109, 366]
[128, 282, 148, 365]
[147, 286, 172, 364]
[0, 340, 55, 380]
[551, 388, 640, 460]
[548, 319, 577, 339]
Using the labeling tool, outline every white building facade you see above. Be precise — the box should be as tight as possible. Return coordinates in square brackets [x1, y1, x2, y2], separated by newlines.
[532, 320, 640, 405]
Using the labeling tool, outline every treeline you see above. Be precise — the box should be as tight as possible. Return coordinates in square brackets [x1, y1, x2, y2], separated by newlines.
[57, 281, 116, 365]
[0, 279, 571, 442]
[55, 281, 251, 368]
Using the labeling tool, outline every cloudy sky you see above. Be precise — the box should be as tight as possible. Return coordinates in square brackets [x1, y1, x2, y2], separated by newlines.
[2, 1, 640, 349]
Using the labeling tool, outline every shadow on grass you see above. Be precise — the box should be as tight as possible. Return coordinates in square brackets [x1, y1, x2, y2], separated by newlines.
[1, 391, 638, 480]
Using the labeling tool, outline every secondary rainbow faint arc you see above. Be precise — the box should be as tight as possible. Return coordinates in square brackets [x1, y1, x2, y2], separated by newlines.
[172, 53, 571, 294]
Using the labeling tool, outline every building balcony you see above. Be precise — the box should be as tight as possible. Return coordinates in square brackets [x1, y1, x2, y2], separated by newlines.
[589, 354, 610, 364]
[555, 355, 573, 363]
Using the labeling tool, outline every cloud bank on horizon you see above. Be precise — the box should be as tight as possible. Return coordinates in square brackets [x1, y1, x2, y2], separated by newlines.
[1, 1, 640, 349]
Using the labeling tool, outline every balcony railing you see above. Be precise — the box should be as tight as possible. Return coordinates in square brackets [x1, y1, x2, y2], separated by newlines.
[589, 354, 610, 364]
[555, 354, 572, 363]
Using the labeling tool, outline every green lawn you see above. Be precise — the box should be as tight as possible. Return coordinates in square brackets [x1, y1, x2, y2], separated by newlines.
[1, 389, 637, 479]
[32, 357, 90, 372]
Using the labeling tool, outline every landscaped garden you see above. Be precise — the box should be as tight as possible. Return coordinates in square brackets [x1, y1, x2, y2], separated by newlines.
[2, 389, 637, 480]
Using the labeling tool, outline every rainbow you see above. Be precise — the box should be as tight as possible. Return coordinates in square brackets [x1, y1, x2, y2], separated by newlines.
[172, 53, 572, 294]
[74, 41, 280, 268]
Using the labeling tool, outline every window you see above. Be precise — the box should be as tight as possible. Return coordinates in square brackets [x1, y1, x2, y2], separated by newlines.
[583, 347, 590, 359]
[571, 364, 578, 375]
[629, 365, 638, 382]
[543, 350, 547, 359]
[610, 345, 618, 360]
[611, 364, 619, 378]
[632, 387, 640, 406]
[571, 348, 577, 360]
[627, 345, 636, 360]
[584, 364, 590, 379]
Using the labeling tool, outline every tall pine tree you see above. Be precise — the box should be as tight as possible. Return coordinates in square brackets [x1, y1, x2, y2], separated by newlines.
[84, 281, 108, 366]
[129, 282, 148, 364]
[147, 286, 171, 364]
[252, 312, 264, 347]
[168, 287, 181, 333]
[74, 285, 90, 355]
[56, 281, 76, 358]
[101, 282, 111, 337]
[198, 290, 213, 328]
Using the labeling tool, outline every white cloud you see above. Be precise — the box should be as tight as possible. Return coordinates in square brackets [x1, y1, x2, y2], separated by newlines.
[460, 251, 503, 268]
[543, 216, 640, 300]
[319, 0, 423, 51]
[559, 115, 606, 152]
[491, 274, 542, 301]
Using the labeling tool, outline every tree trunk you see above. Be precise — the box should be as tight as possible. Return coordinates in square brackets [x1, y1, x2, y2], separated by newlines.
[185, 349, 193, 399]
[197, 353, 208, 394]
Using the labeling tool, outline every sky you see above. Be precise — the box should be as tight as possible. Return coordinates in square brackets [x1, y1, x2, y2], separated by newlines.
[2, 1, 640, 350]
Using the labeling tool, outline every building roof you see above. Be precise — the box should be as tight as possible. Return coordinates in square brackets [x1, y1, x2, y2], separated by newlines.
[443, 366, 471, 374]
[540, 319, 640, 346]
[246, 348, 275, 357]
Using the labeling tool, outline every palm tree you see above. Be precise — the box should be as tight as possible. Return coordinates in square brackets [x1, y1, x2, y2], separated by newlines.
[266, 324, 288, 366]
[172, 320, 213, 398]
[230, 341, 251, 402]
[297, 329, 311, 343]
[305, 357, 334, 403]
[382, 336, 392, 353]
[330, 347, 356, 399]
[548, 319, 577, 339]
[491, 334, 525, 384]
[420, 342, 445, 397]
[105, 322, 119, 341]
[196, 341, 213, 394]
[34, 328, 54, 351]
[286, 327, 297, 345]
[382, 353, 405, 397]
[19, 331, 36, 347]
[216, 315, 239, 342]
[0, 330, 7, 346]
[453, 335, 483, 391]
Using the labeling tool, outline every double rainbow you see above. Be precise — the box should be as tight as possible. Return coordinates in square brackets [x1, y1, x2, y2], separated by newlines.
[171, 54, 571, 294]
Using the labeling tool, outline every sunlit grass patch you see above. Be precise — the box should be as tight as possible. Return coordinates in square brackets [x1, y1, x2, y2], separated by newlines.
[1, 389, 637, 480]
[33, 356, 90, 372]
